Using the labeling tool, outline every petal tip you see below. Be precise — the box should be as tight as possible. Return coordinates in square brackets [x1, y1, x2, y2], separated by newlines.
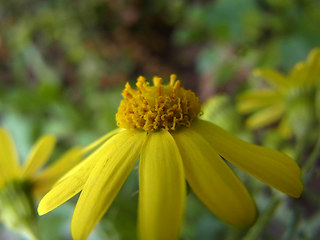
[290, 183, 304, 199]
[37, 201, 47, 216]
[44, 135, 57, 145]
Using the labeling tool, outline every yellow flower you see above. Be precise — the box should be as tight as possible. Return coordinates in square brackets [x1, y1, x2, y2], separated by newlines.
[237, 48, 320, 137]
[0, 128, 83, 239]
[38, 75, 303, 240]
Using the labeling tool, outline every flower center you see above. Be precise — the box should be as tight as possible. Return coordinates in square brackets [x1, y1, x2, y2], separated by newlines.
[116, 74, 201, 131]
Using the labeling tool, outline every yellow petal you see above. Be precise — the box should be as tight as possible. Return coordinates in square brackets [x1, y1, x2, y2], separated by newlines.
[139, 130, 185, 240]
[288, 48, 320, 85]
[237, 90, 281, 113]
[38, 156, 93, 215]
[38, 129, 123, 199]
[33, 147, 83, 197]
[22, 135, 56, 178]
[305, 48, 320, 84]
[0, 128, 20, 182]
[38, 131, 125, 215]
[71, 130, 146, 240]
[287, 48, 320, 85]
[173, 128, 256, 227]
[192, 120, 303, 198]
[289, 62, 307, 85]
[253, 69, 289, 89]
[80, 128, 122, 155]
[246, 104, 285, 129]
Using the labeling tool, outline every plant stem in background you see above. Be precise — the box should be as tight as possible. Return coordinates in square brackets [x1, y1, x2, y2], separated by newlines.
[242, 198, 281, 240]
[295, 134, 308, 166]
[302, 133, 320, 183]
[282, 206, 300, 240]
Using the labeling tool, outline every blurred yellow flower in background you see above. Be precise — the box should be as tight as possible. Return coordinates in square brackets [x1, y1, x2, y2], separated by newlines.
[237, 48, 320, 138]
[0, 128, 83, 239]
[39, 75, 303, 240]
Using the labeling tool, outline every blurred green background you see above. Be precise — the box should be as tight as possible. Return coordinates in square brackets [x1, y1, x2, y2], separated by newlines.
[1, 0, 320, 239]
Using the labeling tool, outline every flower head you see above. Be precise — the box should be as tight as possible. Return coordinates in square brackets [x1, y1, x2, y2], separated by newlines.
[116, 75, 201, 131]
[0, 128, 83, 239]
[39, 75, 303, 240]
[237, 48, 320, 138]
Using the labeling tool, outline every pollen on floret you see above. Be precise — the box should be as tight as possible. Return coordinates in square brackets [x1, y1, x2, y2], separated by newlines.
[116, 74, 201, 132]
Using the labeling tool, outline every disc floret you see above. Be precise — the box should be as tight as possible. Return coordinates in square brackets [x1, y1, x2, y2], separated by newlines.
[116, 75, 201, 131]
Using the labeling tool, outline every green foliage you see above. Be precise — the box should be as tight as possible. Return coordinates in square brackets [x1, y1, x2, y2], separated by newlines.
[1, 0, 320, 239]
